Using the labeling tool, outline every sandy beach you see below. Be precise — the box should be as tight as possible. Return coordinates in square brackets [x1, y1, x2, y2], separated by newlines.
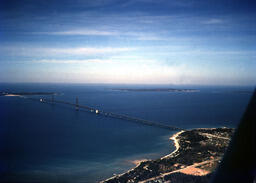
[4, 94, 21, 97]
[130, 159, 149, 166]
[161, 130, 185, 159]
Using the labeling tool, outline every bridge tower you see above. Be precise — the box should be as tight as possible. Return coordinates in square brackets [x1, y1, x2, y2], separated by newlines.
[76, 97, 79, 111]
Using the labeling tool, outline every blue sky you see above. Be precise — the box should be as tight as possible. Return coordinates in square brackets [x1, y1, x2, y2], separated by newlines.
[0, 0, 256, 85]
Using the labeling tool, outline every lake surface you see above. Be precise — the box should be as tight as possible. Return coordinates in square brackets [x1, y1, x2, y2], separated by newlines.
[0, 83, 254, 182]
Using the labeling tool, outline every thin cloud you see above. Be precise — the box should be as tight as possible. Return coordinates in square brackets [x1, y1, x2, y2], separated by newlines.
[135, 35, 166, 41]
[201, 18, 224, 24]
[33, 57, 158, 64]
[38, 29, 164, 40]
[48, 47, 134, 55]
[44, 30, 118, 36]
[0, 46, 135, 57]
[34, 59, 113, 64]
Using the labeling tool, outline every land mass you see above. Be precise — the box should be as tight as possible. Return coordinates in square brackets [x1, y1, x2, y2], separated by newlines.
[113, 88, 199, 92]
[102, 127, 234, 183]
[0, 91, 56, 96]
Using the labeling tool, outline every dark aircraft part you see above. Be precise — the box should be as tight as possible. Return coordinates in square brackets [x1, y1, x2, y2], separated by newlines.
[211, 89, 256, 183]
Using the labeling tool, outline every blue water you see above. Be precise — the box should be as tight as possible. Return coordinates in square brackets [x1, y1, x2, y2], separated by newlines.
[0, 83, 254, 182]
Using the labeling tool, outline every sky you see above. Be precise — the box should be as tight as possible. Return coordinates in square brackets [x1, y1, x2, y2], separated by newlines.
[0, 0, 256, 85]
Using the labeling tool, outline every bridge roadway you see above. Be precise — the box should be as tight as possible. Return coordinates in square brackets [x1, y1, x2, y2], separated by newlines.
[29, 97, 184, 131]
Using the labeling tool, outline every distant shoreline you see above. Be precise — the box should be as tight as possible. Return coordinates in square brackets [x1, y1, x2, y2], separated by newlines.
[102, 127, 234, 183]
[1, 92, 56, 96]
[112, 88, 199, 92]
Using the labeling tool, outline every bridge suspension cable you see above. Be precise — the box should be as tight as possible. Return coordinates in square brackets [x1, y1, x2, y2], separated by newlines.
[31, 96, 184, 131]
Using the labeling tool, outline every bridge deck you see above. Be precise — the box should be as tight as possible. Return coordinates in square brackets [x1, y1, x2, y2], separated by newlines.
[29, 97, 183, 131]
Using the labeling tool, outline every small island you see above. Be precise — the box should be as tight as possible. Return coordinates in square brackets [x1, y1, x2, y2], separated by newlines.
[112, 88, 199, 92]
[102, 127, 234, 183]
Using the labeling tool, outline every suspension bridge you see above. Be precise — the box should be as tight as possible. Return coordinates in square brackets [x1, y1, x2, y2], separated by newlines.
[27, 95, 184, 131]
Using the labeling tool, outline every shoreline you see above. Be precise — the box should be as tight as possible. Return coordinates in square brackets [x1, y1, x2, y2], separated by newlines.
[100, 131, 182, 183]
[101, 127, 234, 183]
[101, 159, 148, 183]
[112, 88, 200, 93]
[161, 130, 185, 160]
[1, 92, 56, 97]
